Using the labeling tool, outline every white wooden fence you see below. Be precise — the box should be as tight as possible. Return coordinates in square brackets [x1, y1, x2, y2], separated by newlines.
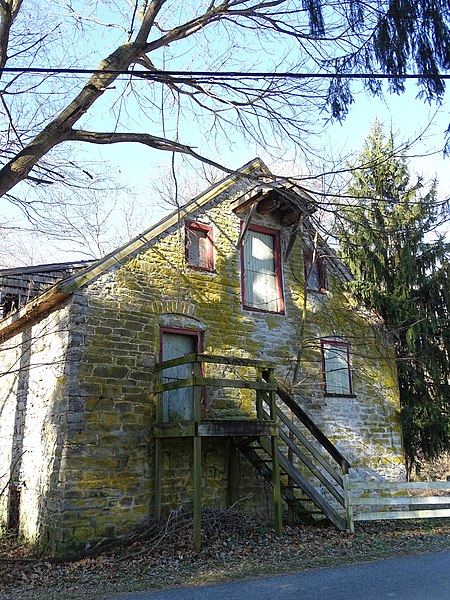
[343, 478, 450, 532]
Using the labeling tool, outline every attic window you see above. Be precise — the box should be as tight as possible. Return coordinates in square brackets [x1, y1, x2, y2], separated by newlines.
[241, 224, 284, 314]
[303, 250, 327, 292]
[185, 221, 214, 271]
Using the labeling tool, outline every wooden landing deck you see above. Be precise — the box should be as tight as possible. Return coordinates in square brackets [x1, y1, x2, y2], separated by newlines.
[153, 419, 278, 438]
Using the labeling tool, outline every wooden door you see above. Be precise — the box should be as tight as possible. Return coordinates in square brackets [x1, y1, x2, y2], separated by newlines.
[161, 329, 200, 422]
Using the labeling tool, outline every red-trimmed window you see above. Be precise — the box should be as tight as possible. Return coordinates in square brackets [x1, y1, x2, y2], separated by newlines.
[241, 224, 284, 314]
[185, 221, 214, 271]
[304, 250, 327, 292]
[321, 339, 353, 396]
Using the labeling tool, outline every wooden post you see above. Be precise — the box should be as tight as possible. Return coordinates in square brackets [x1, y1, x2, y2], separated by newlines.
[192, 356, 203, 550]
[265, 367, 283, 536]
[154, 438, 162, 521]
[193, 356, 202, 423]
[342, 472, 354, 532]
[156, 370, 163, 424]
[256, 368, 263, 420]
[154, 366, 162, 520]
[193, 435, 202, 550]
[227, 439, 239, 507]
[287, 409, 295, 526]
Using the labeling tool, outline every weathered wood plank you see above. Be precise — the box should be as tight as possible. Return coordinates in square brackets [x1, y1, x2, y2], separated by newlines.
[278, 426, 345, 507]
[193, 436, 202, 550]
[354, 496, 450, 506]
[354, 508, 450, 521]
[347, 480, 450, 529]
[266, 367, 283, 537]
[193, 360, 202, 423]
[196, 377, 276, 391]
[154, 438, 162, 520]
[349, 480, 450, 491]
[155, 377, 195, 392]
[272, 382, 351, 472]
[152, 422, 196, 438]
[259, 437, 347, 531]
[275, 405, 343, 486]
[156, 376, 276, 392]
[197, 420, 277, 437]
[153, 353, 198, 371]
[198, 353, 274, 368]
[154, 353, 274, 372]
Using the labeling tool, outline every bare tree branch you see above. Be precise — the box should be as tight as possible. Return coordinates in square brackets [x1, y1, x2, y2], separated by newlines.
[66, 129, 237, 174]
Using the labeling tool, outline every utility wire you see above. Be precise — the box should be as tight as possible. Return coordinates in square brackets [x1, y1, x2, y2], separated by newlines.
[1, 67, 450, 80]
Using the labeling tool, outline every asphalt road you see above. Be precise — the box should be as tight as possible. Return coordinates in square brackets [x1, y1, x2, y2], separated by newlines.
[103, 551, 450, 600]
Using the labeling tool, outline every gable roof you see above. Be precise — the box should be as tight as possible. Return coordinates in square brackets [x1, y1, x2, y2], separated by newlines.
[0, 158, 340, 342]
[0, 260, 93, 306]
[0, 158, 271, 340]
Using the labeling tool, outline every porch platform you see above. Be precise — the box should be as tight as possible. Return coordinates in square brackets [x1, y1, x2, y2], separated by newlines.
[152, 419, 278, 438]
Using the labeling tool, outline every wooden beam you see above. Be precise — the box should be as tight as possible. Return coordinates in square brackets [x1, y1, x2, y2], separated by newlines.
[236, 202, 257, 249]
[193, 359, 202, 423]
[156, 377, 277, 393]
[284, 224, 301, 261]
[153, 422, 196, 437]
[193, 436, 202, 550]
[0, 290, 71, 343]
[354, 508, 450, 521]
[154, 438, 162, 520]
[154, 352, 275, 371]
[194, 377, 277, 391]
[227, 440, 239, 507]
[355, 496, 450, 506]
[266, 367, 283, 536]
[197, 420, 277, 437]
[349, 480, 450, 491]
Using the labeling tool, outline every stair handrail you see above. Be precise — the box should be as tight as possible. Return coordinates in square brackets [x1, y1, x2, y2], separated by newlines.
[263, 375, 351, 475]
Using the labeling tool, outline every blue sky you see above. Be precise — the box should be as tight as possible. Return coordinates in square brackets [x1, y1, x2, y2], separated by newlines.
[2, 2, 449, 265]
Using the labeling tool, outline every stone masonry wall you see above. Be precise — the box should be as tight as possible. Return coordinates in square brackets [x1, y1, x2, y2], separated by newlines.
[0, 301, 71, 550]
[48, 184, 405, 554]
[0, 181, 405, 555]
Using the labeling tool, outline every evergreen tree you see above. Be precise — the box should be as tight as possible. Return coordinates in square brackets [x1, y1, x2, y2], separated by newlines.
[336, 123, 450, 469]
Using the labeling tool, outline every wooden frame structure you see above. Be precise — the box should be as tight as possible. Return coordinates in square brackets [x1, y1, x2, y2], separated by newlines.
[344, 479, 450, 532]
[153, 353, 283, 549]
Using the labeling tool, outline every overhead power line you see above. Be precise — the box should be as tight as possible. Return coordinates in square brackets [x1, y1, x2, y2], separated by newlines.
[1, 67, 450, 80]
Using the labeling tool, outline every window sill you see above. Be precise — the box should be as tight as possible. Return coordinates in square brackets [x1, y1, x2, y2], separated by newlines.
[242, 304, 285, 316]
[187, 264, 215, 273]
[324, 393, 357, 398]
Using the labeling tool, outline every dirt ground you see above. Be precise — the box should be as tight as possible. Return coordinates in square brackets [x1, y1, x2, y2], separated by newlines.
[1, 510, 450, 600]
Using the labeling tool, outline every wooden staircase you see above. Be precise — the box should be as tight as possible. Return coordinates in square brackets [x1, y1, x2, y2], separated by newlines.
[153, 353, 351, 546]
[237, 379, 350, 531]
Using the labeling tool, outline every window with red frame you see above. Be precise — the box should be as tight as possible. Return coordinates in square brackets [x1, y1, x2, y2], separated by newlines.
[185, 221, 214, 271]
[303, 250, 327, 292]
[241, 224, 284, 314]
[321, 339, 353, 396]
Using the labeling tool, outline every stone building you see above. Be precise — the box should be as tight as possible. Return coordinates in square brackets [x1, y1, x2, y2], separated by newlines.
[0, 159, 405, 556]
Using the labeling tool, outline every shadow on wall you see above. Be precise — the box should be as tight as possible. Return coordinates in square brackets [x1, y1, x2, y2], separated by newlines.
[5, 327, 32, 532]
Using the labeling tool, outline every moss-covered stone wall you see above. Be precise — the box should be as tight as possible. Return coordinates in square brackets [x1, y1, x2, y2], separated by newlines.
[49, 185, 404, 554]
[0, 182, 405, 556]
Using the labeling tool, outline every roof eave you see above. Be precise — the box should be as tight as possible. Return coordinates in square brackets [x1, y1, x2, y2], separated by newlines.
[0, 288, 71, 343]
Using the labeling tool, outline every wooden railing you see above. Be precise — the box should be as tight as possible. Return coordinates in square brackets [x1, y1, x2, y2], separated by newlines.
[344, 480, 450, 532]
[259, 378, 350, 529]
[153, 353, 283, 545]
[153, 353, 278, 424]
[153, 353, 351, 530]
